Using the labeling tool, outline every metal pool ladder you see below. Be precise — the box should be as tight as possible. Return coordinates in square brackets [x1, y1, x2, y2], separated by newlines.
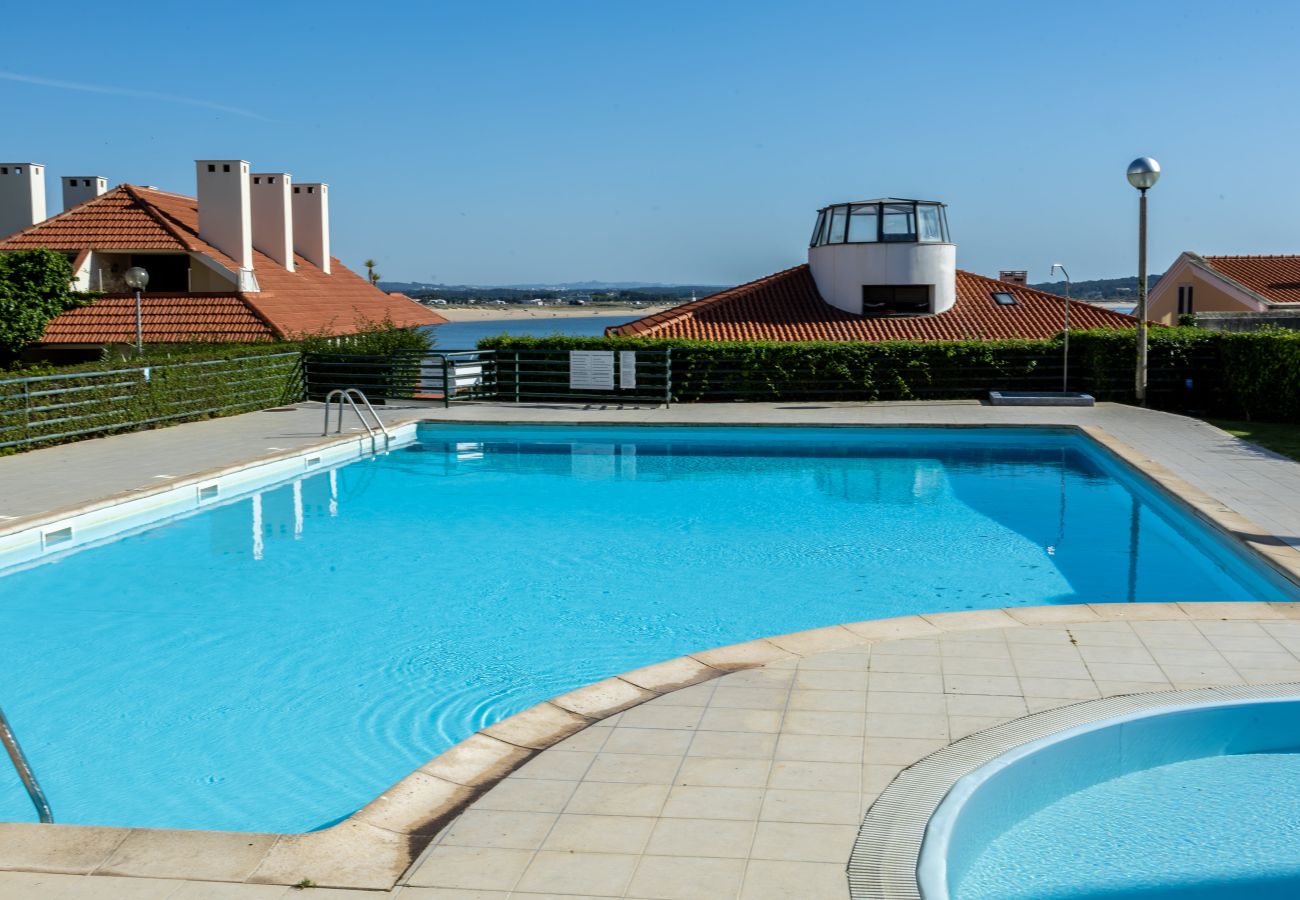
[0, 705, 52, 823]
[323, 389, 391, 450]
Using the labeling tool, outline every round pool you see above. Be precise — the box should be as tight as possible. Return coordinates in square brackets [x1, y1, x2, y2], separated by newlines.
[919, 696, 1300, 900]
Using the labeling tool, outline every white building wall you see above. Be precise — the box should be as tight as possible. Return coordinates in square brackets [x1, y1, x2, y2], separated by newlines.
[62, 176, 108, 211]
[0, 163, 46, 237]
[808, 242, 957, 314]
[291, 183, 330, 274]
[250, 173, 294, 271]
[195, 160, 254, 271]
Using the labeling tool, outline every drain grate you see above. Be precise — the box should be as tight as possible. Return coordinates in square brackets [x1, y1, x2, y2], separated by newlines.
[848, 682, 1300, 899]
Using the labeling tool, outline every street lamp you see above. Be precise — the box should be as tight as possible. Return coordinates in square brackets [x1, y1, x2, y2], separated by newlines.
[1126, 157, 1160, 404]
[123, 266, 149, 355]
[1051, 263, 1072, 394]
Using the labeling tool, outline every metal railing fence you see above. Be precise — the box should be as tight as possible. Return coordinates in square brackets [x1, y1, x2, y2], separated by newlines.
[0, 352, 303, 452]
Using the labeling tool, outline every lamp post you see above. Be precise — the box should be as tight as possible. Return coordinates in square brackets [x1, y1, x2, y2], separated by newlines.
[1126, 157, 1160, 404]
[1051, 263, 1072, 393]
[123, 266, 149, 355]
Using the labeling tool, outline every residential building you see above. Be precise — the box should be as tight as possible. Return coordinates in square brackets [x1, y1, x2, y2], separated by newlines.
[611, 199, 1137, 341]
[1147, 252, 1300, 325]
[0, 160, 445, 357]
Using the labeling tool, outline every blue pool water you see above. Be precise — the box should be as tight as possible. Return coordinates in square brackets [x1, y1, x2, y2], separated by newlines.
[0, 426, 1291, 832]
[934, 698, 1300, 900]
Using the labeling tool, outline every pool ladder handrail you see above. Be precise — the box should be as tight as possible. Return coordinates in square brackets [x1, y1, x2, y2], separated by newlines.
[323, 389, 391, 449]
[0, 705, 52, 823]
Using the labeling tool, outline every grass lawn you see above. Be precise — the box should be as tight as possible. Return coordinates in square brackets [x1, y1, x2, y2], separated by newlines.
[1207, 419, 1300, 461]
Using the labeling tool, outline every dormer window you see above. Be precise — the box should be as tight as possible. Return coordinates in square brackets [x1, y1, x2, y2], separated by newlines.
[810, 199, 949, 247]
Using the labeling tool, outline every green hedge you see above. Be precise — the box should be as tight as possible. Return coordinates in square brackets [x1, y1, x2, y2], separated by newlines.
[479, 328, 1300, 421]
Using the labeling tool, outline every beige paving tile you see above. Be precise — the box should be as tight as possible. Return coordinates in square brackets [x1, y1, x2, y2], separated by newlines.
[1017, 677, 1101, 699]
[644, 818, 757, 859]
[1012, 657, 1091, 679]
[862, 763, 905, 794]
[868, 638, 939, 656]
[565, 781, 671, 817]
[547, 725, 612, 753]
[406, 845, 532, 890]
[781, 710, 865, 737]
[950, 715, 1007, 738]
[943, 693, 1027, 717]
[640, 682, 717, 707]
[749, 821, 857, 863]
[603, 727, 694, 756]
[862, 671, 943, 693]
[698, 707, 784, 734]
[867, 653, 941, 674]
[942, 673, 1021, 696]
[939, 640, 1011, 660]
[168, 883, 291, 899]
[1006, 640, 1075, 660]
[1084, 662, 1169, 683]
[676, 757, 772, 788]
[617, 705, 706, 730]
[661, 785, 764, 820]
[796, 649, 872, 671]
[787, 689, 865, 712]
[687, 730, 778, 759]
[438, 809, 557, 850]
[867, 690, 947, 714]
[767, 760, 860, 793]
[710, 686, 790, 710]
[585, 752, 683, 785]
[793, 669, 871, 690]
[720, 668, 795, 688]
[399, 888, 509, 900]
[542, 814, 655, 854]
[758, 789, 860, 825]
[864, 712, 948, 740]
[626, 855, 746, 900]
[1094, 680, 1174, 696]
[940, 655, 1016, 676]
[739, 859, 850, 899]
[514, 850, 638, 896]
[863, 736, 946, 765]
[510, 750, 595, 781]
[472, 777, 577, 813]
[773, 733, 865, 763]
[1159, 665, 1244, 685]
[1078, 644, 1157, 664]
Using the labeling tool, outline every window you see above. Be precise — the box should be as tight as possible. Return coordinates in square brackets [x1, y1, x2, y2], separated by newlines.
[1187, 286, 1194, 314]
[992, 292, 1017, 306]
[253, 177, 261, 184]
[207, 164, 216, 172]
[862, 285, 930, 315]
[1178, 284, 1195, 315]
[809, 210, 826, 247]
[917, 205, 945, 242]
[847, 204, 879, 242]
[222, 164, 231, 173]
[881, 204, 916, 242]
[827, 206, 847, 243]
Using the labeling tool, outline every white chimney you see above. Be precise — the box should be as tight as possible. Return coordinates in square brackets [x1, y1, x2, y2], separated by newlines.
[250, 172, 294, 271]
[62, 176, 108, 211]
[291, 182, 330, 274]
[0, 163, 47, 237]
[195, 159, 254, 271]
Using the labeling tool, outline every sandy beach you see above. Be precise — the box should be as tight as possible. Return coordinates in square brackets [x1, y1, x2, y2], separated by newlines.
[435, 304, 676, 322]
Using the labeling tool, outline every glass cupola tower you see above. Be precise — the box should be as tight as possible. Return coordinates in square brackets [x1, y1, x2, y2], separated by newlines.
[808, 199, 956, 316]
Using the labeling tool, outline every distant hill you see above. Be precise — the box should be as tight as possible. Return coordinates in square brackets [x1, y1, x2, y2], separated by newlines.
[1028, 274, 1164, 301]
[378, 280, 724, 303]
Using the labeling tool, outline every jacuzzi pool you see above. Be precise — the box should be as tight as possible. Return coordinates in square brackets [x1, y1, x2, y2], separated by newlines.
[921, 696, 1300, 900]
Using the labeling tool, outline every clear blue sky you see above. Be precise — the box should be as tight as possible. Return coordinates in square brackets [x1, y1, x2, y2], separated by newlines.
[5, 0, 1298, 286]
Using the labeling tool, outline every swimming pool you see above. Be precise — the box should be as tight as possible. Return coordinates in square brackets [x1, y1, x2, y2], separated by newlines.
[922, 696, 1300, 900]
[0, 425, 1292, 832]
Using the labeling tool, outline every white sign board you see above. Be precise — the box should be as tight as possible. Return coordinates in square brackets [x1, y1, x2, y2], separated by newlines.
[569, 350, 615, 390]
[619, 351, 637, 390]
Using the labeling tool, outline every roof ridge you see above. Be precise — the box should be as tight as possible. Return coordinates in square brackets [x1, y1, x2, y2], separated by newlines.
[120, 184, 203, 253]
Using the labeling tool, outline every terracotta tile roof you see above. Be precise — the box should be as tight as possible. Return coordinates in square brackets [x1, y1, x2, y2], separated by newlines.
[2, 185, 448, 344]
[1200, 255, 1300, 305]
[41, 294, 275, 343]
[608, 264, 1138, 341]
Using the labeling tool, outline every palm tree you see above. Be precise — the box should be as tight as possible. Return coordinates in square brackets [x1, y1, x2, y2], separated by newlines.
[363, 259, 379, 286]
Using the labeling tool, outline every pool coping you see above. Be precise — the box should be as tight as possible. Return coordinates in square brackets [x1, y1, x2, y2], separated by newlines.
[1, 420, 1299, 888]
[849, 681, 1300, 900]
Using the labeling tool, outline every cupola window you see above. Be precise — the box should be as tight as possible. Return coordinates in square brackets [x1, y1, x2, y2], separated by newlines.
[810, 199, 949, 247]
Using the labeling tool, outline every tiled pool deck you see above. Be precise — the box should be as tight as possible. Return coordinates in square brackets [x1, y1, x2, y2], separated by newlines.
[2, 401, 1300, 898]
